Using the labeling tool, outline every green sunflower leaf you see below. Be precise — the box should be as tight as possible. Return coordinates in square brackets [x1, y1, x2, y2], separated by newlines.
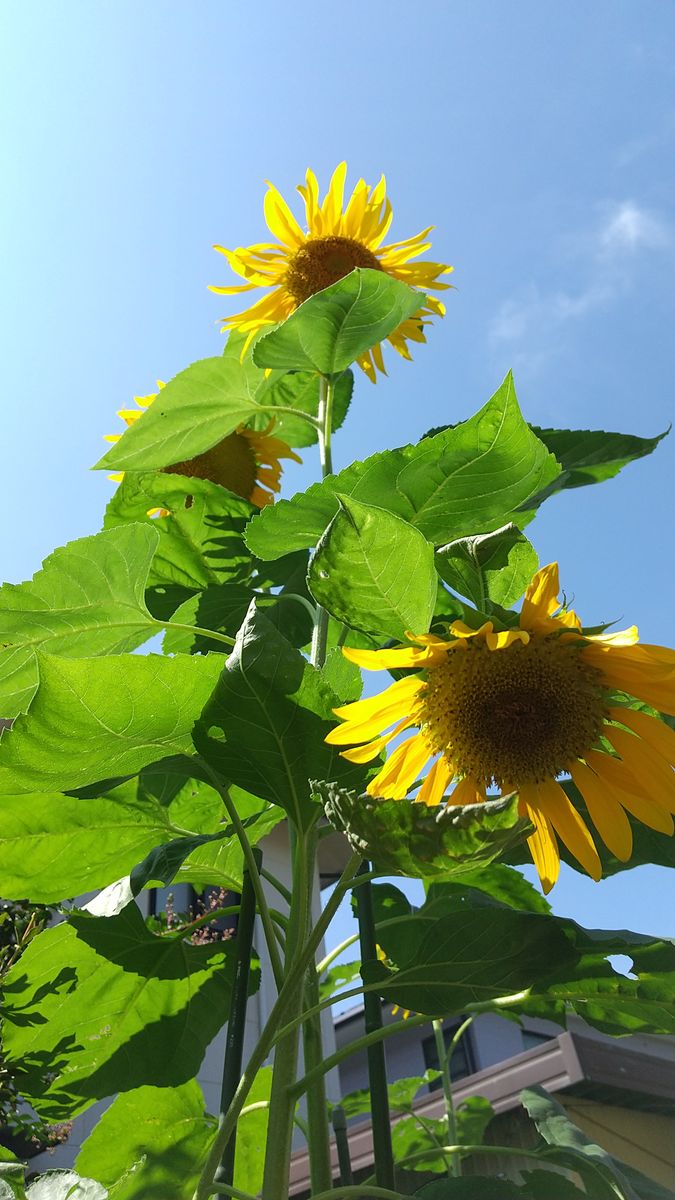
[415, 1177, 586, 1199]
[0, 652, 222, 796]
[253, 368, 353, 446]
[308, 495, 437, 639]
[370, 887, 675, 1036]
[3, 902, 253, 1120]
[521, 1085, 674, 1200]
[436, 524, 538, 610]
[251, 268, 423, 375]
[95, 356, 268, 472]
[525, 424, 668, 507]
[0, 525, 161, 718]
[246, 373, 559, 560]
[195, 603, 370, 829]
[104, 474, 255, 591]
[76, 1081, 215, 1200]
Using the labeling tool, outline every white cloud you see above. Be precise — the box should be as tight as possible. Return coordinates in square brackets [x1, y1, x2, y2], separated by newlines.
[600, 202, 670, 253]
[489, 201, 672, 375]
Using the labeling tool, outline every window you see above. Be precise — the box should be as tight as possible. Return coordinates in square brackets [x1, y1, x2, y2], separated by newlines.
[521, 1029, 556, 1053]
[422, 1020, 475, 1089]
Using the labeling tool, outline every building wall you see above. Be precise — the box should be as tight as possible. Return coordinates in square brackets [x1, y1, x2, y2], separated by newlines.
[564, 1098, 675, 1191]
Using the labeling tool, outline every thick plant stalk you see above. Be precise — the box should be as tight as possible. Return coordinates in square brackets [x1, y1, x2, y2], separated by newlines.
[354, 863, 396, 1190]
[260, 828, 314, 1200]
[303, 960, 334, 1192]
[213, 849, 261, 1188]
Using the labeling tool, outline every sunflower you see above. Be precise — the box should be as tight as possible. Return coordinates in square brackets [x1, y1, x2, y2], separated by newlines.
[326, 564, 675, 892]
[209, 163, 453, 382]
[104, 384, 301, 510]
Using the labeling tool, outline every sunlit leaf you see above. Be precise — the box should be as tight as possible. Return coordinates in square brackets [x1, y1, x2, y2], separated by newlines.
[252, 269, 423, 375]
[95, 356, 265, 472]
[105, 474, 254, 591]
[76, 1081, 215, 1200]
[436, 524, 538, 609]
[370, 886, 675, 1036]
[3, 903, 250, 1120]
[308, 496, 437, 639]
[253, 368, 353, 447]
[246, 374, 559, 560]
[0, 652, 222, 795]
[0, 526, 161, 717]
[527, 424, 668, 507]
[195, 604, 369, 828]
[521, 1085, 673, 1200]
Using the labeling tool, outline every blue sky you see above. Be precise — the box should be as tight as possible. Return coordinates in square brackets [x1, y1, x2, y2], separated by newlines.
[2, 2, 674, 941]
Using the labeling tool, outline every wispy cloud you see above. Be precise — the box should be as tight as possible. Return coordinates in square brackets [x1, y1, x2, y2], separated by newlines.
[489, 201, 672, 378]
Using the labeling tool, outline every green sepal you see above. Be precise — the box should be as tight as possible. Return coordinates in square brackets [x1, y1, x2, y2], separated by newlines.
[252, 269, 424, 374]
[316, 781, 530, 876]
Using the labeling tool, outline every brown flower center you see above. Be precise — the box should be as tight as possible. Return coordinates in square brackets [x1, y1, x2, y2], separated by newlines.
[420, 634, 607, 789]
[164, 430, 257, 500]
[284, 236, 382, 304]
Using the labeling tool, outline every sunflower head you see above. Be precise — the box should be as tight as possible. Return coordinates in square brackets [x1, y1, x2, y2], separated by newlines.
[104, 388, 300, 511]
[326, 564, 675, 893]
[210, 163, 453, 381]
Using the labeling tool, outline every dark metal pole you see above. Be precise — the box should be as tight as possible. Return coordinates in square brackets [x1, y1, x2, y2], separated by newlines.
[354, 862, 395, 1189]
[332, 1104, 354, 1186]
[214, 847, 261, 1187]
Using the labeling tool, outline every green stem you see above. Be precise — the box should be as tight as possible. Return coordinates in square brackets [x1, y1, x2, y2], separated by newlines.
[316, 932, 359, 975]
[433, 1019, 458, 1179]
[260, 867, 292, 906]
[214, 852, 260, 1189]
[310, 374, 335, 670]
[291, 1014, 432, 1101]
[158, 619, 235, 648]
[261, 827, 314, 1200]
[210, 1189, 406, 1200]
[191, 852, 362, 1200]
[201, 765, 284, 991]
[257, 402, 321, 429]
[355, 865, 395, 1190]
[302, 955, 334, 1193]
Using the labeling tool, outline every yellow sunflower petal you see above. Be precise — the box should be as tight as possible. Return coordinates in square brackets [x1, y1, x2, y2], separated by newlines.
[604, 725, 675, 813]
[417, 756, 453, 806]
[585, 750, 674, 833]
[332, 676, 424, 723]
[447, 776, 485, 806]
[263, 181, 306, 249]
[342, 643, 447, 671]
[582, 642, 675, 717]
[609, 706, 675, 765]
[366, 733, 433, 799]
[447, 620, 530, 650]
[531, 778, 602, 881]
[570, 761, 633, 861]
[519, 790, 560, 894]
